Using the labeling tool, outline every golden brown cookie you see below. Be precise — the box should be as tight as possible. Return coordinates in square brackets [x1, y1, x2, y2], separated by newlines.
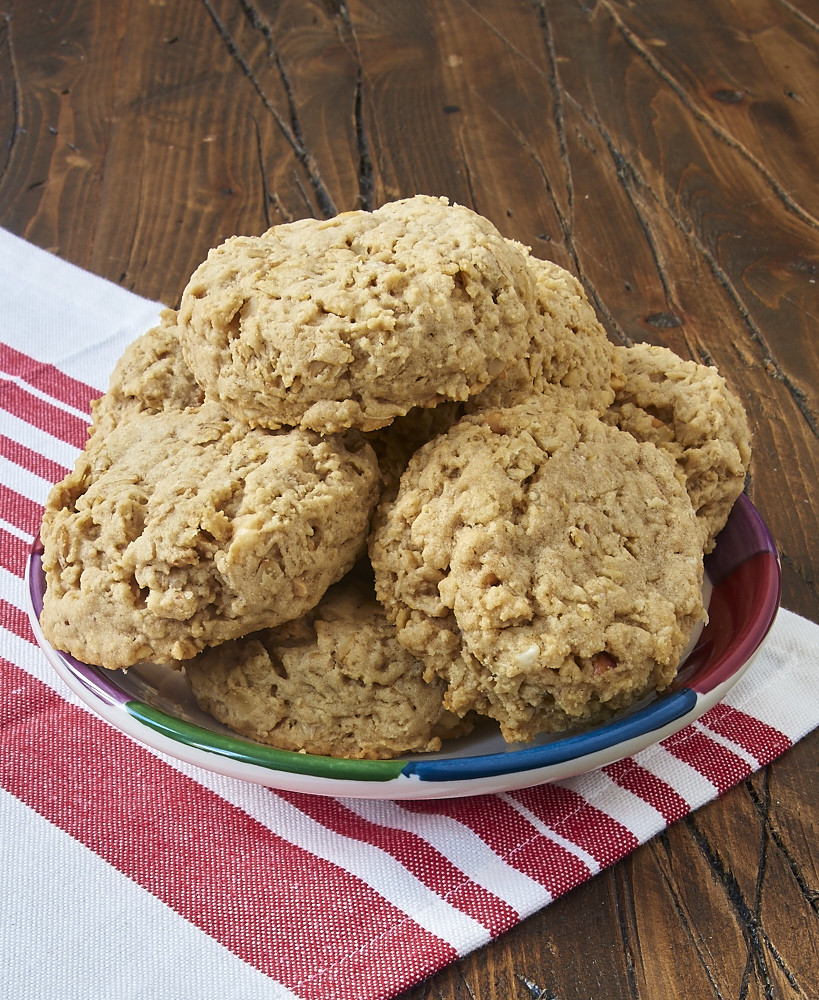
[177, 195, 536, 433]
[363, 401, 465, 499]
[604, 343, 751, 551]
[467, 254, 619, 415]
[40, 402, 381, 669]
[370, 400, 706, 743]
[90, 308, 203, 438]
[183, 565, 471, 759]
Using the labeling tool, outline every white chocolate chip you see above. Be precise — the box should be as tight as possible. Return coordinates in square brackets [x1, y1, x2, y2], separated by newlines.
[514, 642, 540, 670]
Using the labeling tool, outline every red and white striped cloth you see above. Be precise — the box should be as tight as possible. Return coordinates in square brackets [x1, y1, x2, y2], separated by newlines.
[2, 228, 818, 1000]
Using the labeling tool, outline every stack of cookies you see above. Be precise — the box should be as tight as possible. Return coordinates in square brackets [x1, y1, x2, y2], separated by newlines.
[39, 196, 751, 758]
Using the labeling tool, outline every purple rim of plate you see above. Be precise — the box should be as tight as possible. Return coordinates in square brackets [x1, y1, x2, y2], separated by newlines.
[27, 493, 782, 787]
[28, 536, 133, 710]
[703, 492, 779, 584]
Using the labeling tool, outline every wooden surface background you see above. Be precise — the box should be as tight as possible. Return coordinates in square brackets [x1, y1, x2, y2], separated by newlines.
[1, 1, 817, 997]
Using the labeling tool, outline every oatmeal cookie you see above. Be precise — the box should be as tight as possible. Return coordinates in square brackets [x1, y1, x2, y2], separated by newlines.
[604, 343, 751, 550]
[90, 309, 203, 438]
[40, 402, 381, 669]
[363, 401, 465, 499]
[184, 564, 471, 759]
[370, 401, 706, 743]
[177, 195, 536, 433]
[467, 254, 619, 415]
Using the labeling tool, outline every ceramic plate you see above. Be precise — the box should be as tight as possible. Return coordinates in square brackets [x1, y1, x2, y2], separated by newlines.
[26, 494, 781, 799]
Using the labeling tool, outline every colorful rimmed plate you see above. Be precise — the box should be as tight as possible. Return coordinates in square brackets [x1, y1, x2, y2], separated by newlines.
[26, 494, 781, 799]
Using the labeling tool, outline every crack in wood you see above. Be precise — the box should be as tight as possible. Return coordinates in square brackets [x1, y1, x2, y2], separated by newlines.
[0, 11, 22, 187]
[266, 187, 293, 225]
[459, 0, 551, 79]
[457, 132, 480, 216]
[352, 72, 374, 211]
[477, 6, 631, 350]
[673, 224, 819, 437]
[511, 3, 819, 437]
[741, 772, 776, 999]
[456, 961, 479, 1000]
[334, 2, 374, 211]
[747, 776, 819, 916]
[535, 0, 614, 341]
[556, 90, 697, 352]
[465, 0, 577, 228]
[514, 972, 558, 999]
[200, 0, 337, 218]
[605, 147, 682, 318]
[292, 169, 317, 217]
[238, 0, 320, 179]
[612, 869, 642, 1000]
[598, 0, 819, 232]
[649, 835, 729, 998]
[757, 928, 806, 995]
[774, 0, 819, 33]
[531, 2, 575, 240]
[686, 811, 810, 999]
[778, 550, 819, 613]
[559, 88, 818, 437]
[252, 116, 271, 229]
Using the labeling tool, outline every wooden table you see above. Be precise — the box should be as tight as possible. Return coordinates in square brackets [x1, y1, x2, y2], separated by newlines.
[2, 2, 816, 997]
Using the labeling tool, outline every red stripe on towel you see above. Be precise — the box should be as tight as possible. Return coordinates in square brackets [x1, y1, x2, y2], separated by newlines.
[0, 658, 456, 1000]
[603, 757, 691, 824]
[0, 528, 28, 577]
[661, 726, 751, 793]
[0, 380, 89, 449]
[278, 790, 520, 938]
[700, 702, 792, 766]
[0, 434, 69, 484]
[512, 783, 639, 869]
[0, 484, 42, 537]
[404, 795, 592, 898]
[0, 600, 34, 642]
[0, 343, 99, 413]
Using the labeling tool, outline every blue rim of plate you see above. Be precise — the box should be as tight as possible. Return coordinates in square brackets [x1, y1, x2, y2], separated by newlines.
[27, 493, 781, 796]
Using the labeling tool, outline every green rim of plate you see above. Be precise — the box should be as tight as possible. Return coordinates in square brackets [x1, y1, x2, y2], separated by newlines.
[126, 701, 409, 782]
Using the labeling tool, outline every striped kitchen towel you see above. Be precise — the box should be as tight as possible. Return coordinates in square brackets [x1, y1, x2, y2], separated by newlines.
[2, 227, 818, 1000]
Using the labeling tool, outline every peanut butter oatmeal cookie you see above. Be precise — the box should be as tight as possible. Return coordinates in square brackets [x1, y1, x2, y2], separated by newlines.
[605, 343, 751, 551]
[370, 400, 706, 743]
[40, 402, 381, 669]
[90, 308, 203, 438]
[467, 254, 619, 415]
[363, 401, 465, 499]
[184, 565, 470, 759]
[177, 195, 536, 433]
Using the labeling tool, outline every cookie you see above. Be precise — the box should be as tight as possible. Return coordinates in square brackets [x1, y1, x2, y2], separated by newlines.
[90, 308, 203, 438]
[40, 402, 381, 669]
[370, 400, 706, 743]
[466, 254, 619, 415]
[177, 195, 536, 433]
[604, 344, 751, 550]
[183, 564, 471, 759]
[363, 401, 465, 499]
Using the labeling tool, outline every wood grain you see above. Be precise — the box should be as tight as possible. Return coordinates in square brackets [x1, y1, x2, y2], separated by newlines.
[1, 2, 816, 997]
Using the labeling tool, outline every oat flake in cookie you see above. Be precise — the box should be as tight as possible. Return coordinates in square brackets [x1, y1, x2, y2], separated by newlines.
[370, 401, 707, 744]
[177, 195, 536, 433]
[40, 402, 381, 669]
[184, 565, 471, 760]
